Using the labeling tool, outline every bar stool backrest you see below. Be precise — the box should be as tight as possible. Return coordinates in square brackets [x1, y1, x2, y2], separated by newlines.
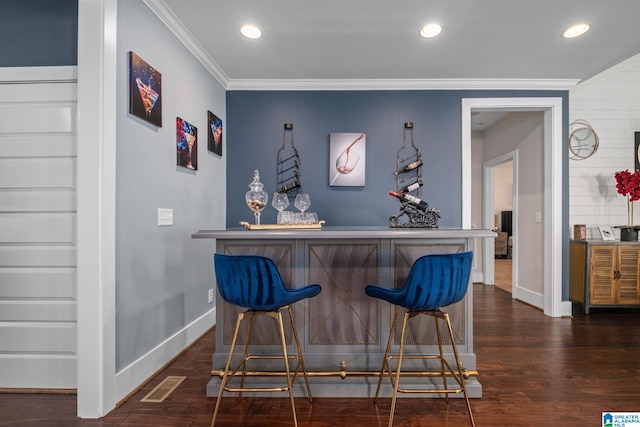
[214, 253, 320, 311]
[403, 251, 473, 310]
[367, 251, 473, 311]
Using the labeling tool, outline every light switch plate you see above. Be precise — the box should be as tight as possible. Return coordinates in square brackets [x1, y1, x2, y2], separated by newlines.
[535, 211, 542, 223]
[158, 208, 173, 226]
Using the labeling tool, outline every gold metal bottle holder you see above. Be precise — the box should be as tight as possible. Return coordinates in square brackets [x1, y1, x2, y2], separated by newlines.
[276, 123, 302, 196]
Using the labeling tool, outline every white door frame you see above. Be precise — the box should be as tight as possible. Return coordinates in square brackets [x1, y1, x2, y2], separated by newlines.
[77, 0, 118, 418]
[482, 151, 518, 297]
[462, 97, 572, 317]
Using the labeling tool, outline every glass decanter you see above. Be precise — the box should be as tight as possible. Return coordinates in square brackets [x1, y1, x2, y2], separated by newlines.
[245, 170, 268, 225]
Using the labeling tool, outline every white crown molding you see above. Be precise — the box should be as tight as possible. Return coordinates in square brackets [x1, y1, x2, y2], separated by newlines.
[226, 78, 580, 91]
[0, 66, 77, 83]
[143, 0, 229, 87]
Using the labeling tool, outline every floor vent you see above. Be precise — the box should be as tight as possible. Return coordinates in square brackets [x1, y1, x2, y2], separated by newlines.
[140, 376, 186, 403]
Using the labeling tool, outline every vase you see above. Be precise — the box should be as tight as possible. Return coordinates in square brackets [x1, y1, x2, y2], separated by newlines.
[620, 227, 639, 242]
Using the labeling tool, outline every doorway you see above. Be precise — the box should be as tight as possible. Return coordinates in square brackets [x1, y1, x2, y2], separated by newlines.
[461, 97, 571, 317]
[488, 157, 515, 294]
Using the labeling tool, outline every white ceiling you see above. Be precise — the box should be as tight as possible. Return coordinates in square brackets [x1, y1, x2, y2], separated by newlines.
[154, 0, 640, 88]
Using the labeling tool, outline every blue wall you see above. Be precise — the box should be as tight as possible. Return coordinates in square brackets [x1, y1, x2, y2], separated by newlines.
[0, 0, 77, 67]
[226, 90, 569, 228]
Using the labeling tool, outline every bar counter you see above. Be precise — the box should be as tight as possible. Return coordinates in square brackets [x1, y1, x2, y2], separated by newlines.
[193, 226, 495, 398]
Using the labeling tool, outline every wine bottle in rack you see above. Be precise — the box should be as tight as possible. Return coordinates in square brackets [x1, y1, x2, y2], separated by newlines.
[394, 159, 423, 175]
[278, 180, 301, 193]
[400, 179, 423, 193]
[389, 191, 429, 211]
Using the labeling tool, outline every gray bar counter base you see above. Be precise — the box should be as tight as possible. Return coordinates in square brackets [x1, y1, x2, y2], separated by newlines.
[193, 226, 495, 398]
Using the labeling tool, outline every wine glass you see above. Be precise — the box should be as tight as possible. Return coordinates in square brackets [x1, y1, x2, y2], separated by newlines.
[294, 193, 311, 213]
[272, 192, 289, 212]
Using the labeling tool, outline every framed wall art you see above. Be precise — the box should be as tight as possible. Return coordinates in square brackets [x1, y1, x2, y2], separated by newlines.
[128, 51, 162, 127]
[329, 132, 366, 186]
[176, 117, 197, 170]
[598, 226, 615, 241]
[208, 111, 223, 156]
[635, 132, 640, 171]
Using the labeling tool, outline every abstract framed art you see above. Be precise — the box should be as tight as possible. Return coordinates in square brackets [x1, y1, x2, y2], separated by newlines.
[208, 111, 223, 156]
[176, 117, 197, 170]
[128, 52, 162, 127]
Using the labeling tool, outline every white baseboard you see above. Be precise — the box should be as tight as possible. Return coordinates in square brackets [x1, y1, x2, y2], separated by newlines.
[514, 286, 543, 309]
[115, 307, 215, 402]
[472, 271, 484, 283]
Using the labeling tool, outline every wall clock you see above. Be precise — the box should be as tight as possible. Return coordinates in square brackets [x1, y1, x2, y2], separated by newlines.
[569, 119, 599, 160]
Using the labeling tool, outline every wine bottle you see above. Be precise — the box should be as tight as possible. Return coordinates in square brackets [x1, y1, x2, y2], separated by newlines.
[394, 159, 423, 175]
[400, 179, 423, 193]
[278, 180, 301, 193]
[389, 191, 429, 211]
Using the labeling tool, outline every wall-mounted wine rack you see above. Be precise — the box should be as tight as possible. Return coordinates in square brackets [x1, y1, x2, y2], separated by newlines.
[276, 123, 302, 195]
[389, 122, 440, 228]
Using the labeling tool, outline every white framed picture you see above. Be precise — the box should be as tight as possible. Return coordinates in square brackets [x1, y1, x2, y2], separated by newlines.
[329, 132, 366, 186]
[598, 226, 616, 241]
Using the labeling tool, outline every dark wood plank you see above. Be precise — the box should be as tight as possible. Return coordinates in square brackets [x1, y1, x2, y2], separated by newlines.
[2, 284, 640, 426]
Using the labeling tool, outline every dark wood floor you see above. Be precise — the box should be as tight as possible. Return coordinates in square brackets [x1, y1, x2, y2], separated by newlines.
[2, 284, 640, 426]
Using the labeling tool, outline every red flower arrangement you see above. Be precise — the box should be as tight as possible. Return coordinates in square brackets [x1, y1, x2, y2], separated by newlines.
[615, 169, 640, 227]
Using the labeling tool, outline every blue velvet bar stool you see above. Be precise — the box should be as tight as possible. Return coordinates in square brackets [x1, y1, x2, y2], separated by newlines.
[365, 251, 475, 427]
[211, 253, 321, 427]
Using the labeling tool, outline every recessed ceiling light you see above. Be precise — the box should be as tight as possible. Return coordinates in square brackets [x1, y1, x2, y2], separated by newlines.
[420, 23, 442, 39]
[563, 23, 590, 39]
[240, 24, 262, 40]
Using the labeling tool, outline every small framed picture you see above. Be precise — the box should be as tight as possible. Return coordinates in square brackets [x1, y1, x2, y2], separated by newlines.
[208, 111, 223, 156]
[128, 52, 162, 127]
[176, 117, 197, 170]
[598, 226, 615, 241]
[573, 224, 586, 240]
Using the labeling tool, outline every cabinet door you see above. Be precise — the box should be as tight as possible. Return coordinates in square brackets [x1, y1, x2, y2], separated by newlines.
[617, 246, 640, 305]
[590, 246, 616, 305]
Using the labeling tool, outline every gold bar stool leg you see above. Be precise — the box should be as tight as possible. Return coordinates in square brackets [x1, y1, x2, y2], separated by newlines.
[374, 306, 400, 404]
[238, 312, 254, 401]
[433, 313, 449, 404]
[271, 310, 298, 427]
[211, 312, 244, 427]
[387, 311, 410, 427]
[443, 312, 475, 427]
[288, 306, 313, 402]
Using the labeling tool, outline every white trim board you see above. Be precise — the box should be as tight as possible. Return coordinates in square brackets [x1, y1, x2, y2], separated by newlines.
[462, 97, 572, 318]
[115, 308, 215, 402]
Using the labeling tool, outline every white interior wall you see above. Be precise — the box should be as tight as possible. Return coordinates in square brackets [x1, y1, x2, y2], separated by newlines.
[494, 163, 513, 223]
[569, 53, 640, 237]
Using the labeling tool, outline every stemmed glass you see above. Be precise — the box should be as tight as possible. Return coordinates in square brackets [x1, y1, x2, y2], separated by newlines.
[272, 192, 289, 212]
[294, 193, 311, 213]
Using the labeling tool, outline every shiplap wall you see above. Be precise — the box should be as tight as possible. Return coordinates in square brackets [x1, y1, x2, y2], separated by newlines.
[0, 68, 77, 388]
[569, 53, 640, 238]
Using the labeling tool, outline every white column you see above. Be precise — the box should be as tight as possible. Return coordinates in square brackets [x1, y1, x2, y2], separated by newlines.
[76, 0, 118, 418]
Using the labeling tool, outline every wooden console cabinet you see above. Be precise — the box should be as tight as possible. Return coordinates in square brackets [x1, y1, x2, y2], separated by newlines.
[569, 240, 640, 314]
